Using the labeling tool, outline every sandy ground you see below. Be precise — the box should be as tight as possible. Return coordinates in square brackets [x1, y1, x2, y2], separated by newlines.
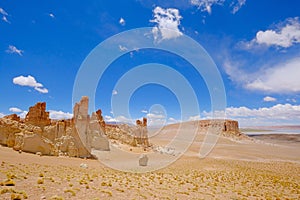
[1, 125, 300, 199]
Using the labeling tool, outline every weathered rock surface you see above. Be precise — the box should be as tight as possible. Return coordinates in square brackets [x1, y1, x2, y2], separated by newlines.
[104, 117, 150, 148]
[0, 97, 112, 158]
[0, 97, 245, 160]
[25, 102, 51, 127]
[4, 114, 20, 122]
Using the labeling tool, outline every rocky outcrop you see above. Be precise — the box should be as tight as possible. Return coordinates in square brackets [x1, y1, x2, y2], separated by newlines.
[197, 119, 241, 136]
[0, 96, 150, 158]
[25, 102, 51, 127]
[0, 97, 111, 158]
[104, 117, 150, 148]
[4, 114, 20, 122]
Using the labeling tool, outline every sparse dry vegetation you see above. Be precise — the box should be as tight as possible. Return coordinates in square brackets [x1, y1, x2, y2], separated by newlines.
[0, 128, 300, 200]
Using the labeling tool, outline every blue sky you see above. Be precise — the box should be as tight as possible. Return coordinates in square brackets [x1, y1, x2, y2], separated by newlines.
[1, 0, 300, 127]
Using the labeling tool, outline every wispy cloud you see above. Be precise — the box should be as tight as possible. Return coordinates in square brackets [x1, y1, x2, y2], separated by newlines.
[118, 45, 128, 52]
[146, 112, 166, 127]
[9, 107, 22, 113]
[224, 56, 300, 94]
[230, 0, 246, 14]
[0, 8, 8, 16]
[141, 110, 148, 114]
[190, 0, 224, 14]
[49, 13, 55, 18]
[245, 58, 300, 93]
[104, 115, 133, 124]
[112, 90, 118, 95]
[6, 45, 24, 56]
[13, 75, 49, 94]
[263, 96, 276, 102]
[243, 17, 300, 49]
[286, 98, 297, 103]
[119, 17, 125, 26]
[150, 6, 183, 42]
[0, 7, 10, 23]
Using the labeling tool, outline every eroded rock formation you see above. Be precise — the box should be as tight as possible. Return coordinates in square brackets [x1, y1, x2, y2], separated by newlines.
[197, 119, 241, 137]
[0, 97, 112, 158]
[0, 97, 244, 159]
[25, 102, 51, 127]
[104, 117, 150, 148]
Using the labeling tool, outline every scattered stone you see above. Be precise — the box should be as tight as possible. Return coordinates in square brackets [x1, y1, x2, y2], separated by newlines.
[139, 154, 148, 166]
[80, 163, 88, 169]
[36, 152, 42, 156]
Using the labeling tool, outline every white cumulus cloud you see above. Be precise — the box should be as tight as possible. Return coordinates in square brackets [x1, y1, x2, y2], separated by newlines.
[49, 110, 73, 120]
[9, 107, 22, 113]
[141, 110, 148, 114]
[245, 57, 300, 93]
[247, 17, 300, 48]
[150, 6, 183, 42]
[119, 17, 125, 26]
[19, 111, 28, 119]
[263, 96, 276, 102]
[0, 113, 5, 118]
[104, 115, 133, 124]
[13, 75, 49, 94]
[224, 57, 300, 94]
[202, 104, 300, 126]
[6, 45, 24, 56]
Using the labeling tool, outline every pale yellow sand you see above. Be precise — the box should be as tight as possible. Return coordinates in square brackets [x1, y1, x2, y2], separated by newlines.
[1, 124, 300, 199]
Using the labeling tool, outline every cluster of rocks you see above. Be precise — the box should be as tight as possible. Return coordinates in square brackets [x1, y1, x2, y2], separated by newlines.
[0, 96, 150, 158]
[105, 118, 149, 148]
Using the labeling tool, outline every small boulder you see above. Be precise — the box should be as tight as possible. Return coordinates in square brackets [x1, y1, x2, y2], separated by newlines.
[80, 163, 88, 169]
[139, 154, 148, 166]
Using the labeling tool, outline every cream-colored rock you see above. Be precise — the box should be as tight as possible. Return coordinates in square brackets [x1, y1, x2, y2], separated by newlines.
[22, 134, 53, 155]
[91, 135, 110, 151]
[139, 154, 148, 166]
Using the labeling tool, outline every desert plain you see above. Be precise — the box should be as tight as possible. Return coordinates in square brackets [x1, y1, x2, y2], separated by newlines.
[1, 121, 300, 200]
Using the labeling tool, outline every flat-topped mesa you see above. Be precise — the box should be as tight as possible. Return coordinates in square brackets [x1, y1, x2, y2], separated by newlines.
[25, 102, 51, 127]
[198, 119, 241, 137]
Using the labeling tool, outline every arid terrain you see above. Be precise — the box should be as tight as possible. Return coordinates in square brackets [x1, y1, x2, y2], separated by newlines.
[1, 121, 300, 200]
